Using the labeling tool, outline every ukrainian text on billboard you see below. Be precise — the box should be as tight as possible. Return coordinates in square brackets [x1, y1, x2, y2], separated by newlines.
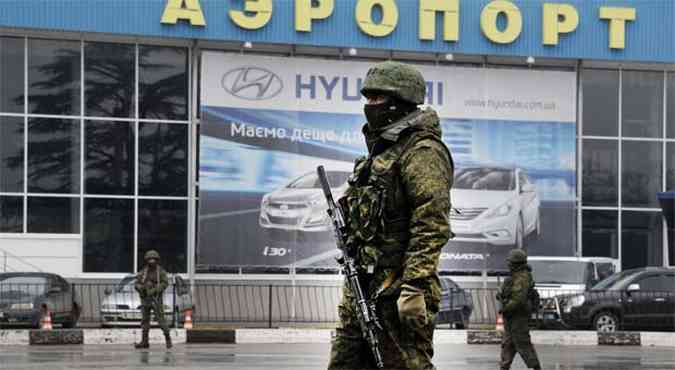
[198, 51, 577, 273]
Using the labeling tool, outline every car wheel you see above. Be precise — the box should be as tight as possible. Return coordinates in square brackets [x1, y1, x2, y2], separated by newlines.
[594, 311, 619, 333]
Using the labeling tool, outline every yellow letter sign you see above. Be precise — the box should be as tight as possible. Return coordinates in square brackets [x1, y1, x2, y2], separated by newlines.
[419, 0, 459, 41]
[296, 0, 334, 32]
[161, 0, 206, 26]
[229, 0, 273, 30]
[481, 0, 522, 44]
[600, 7, 636, 49]
[542, 3, 579, 45]
[356, 0, 399, 37]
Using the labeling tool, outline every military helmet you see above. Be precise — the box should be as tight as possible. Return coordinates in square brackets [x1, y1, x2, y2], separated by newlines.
[361, 61, 426, 105]
[507, 249, 527, 264]
[144, 250, 160, 262]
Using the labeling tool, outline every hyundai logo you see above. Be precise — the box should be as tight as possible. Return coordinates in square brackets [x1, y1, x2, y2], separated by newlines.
[221, 66, 283, 101]
[280, 204, 289, 211]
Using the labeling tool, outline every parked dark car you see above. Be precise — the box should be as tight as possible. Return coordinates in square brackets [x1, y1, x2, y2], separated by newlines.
[436, 277, 474, 329]
[0, 272, 81, 328]
[555, 267, 675, 332]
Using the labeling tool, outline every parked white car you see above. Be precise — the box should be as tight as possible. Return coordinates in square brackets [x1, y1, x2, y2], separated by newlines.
[259, 170, 351, 232]
[100, 275, 193, 328]
[450, 167, 540, 248]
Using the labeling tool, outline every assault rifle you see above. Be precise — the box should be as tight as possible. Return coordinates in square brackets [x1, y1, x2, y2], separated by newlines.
[317, 166, 384, 369]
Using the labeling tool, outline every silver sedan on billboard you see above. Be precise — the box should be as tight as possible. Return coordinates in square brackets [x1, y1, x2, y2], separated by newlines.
[450, 167, 540, 249]
[259, 170, 351, 232]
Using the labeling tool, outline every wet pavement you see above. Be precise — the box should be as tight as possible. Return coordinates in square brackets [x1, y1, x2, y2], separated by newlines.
[1, 344, 675, 369]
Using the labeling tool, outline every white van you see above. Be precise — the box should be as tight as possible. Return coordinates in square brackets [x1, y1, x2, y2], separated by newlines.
[529, 256, 620, 298]
[528, 256, 620, 327]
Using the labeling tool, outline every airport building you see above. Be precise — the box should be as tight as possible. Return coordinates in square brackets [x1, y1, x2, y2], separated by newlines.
[0, 0, 673, 279]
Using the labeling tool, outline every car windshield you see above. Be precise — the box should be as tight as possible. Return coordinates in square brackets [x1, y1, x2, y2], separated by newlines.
[453, 168, 515, 191]
[0, 276, 48, 296]
[116, 276, 136, 292]
[591, 270, 636, 291]
[530, 261, 590, 284]
[287, 171, 350, 189]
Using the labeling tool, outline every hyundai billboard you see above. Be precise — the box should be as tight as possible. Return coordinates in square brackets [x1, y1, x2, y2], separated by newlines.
[198, 52, 577, 273]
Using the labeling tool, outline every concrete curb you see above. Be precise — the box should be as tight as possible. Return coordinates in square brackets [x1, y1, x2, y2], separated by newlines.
[84, 329, 186, 345]
[0, 329, 667, 346]
[186, 329, 235, 343]
[0, 330, 31, 345]
[29, 329, 83, 345]
[531, 330, 597, 346]
[236, 328, 334, 344]
[467, 330, 598, 346]
[598, 331, 640, 346]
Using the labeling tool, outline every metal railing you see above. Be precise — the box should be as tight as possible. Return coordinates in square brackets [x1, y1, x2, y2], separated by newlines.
[2, 282, 673, 331]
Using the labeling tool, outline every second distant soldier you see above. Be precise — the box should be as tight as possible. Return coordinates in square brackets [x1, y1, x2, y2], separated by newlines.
[497, 249, 541, 370]
[134, 250, 172, 349]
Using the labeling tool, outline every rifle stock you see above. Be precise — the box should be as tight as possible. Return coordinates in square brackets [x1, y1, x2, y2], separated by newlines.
[317, 166, 384, 369]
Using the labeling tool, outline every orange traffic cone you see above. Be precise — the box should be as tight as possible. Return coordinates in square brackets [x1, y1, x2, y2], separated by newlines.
[183, 308, 193, 329]
[40, 306, 53, 330]
[495, 313, 504, 332]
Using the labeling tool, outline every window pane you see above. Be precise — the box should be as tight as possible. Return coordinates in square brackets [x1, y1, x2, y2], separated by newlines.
[622, 141, 662, 208]
[27, 197, 79, 233]
[582, 210, 618, 258]
[138, 199, 187, 273]
[0, 37, 25, 113]
[622, 211, 663, 270]
[28, 118, 80, 194]
[85, 121, 134, 195]
[0, 117, 24, 192]
[85, 42, 135, 118]
[84, 198, 133, 273]
[636, 276, 665, 291]
[582, 139, 618, 206]
[28, 39, 81, 116]
[0, 196, 22, 233]
[139, 46, 188, 120]
[668, 143, 675, 191]
[139, 122, 187, 196]
[622, 71, 663, 138]
[583, 69, 619, 136]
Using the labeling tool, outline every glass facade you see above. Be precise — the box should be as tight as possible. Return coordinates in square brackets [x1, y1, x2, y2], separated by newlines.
[581, 69, 671, 270]
[0, 37, 190, 274]
[1, 32, 673, 275]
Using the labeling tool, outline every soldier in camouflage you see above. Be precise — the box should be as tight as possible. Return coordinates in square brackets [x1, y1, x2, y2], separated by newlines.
[496, 249, 541, 370]
[327, 61, 454, 370]
[134, 250, 172, 349]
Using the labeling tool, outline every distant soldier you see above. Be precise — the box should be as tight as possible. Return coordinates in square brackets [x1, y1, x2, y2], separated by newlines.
[496, 249, 541, 370]
[134, 250, 172, 349]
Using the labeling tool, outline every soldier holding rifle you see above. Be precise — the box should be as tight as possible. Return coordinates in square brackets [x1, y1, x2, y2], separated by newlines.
[321, 61, 454, 370]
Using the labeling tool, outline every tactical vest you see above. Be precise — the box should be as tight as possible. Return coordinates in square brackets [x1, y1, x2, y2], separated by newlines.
[342, 124, 450, 276]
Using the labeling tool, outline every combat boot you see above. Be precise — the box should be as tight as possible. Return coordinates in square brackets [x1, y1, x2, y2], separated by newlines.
[134, 330, 149, 349]
[164, 332, 172, 349]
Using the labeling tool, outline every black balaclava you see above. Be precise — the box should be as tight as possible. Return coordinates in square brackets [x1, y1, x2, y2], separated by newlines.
[364, 95, 417, 131]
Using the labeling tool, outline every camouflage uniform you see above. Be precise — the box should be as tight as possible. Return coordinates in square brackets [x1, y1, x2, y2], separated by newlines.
[497, 249, 541, 370]
[328, 62, 454, 370]
[134, 250, 172, 349]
